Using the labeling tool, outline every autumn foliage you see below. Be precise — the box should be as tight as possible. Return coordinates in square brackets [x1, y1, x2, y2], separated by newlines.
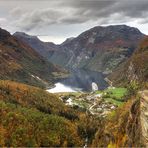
[0, 80, 83, 146]
[0, 80, 100, 147]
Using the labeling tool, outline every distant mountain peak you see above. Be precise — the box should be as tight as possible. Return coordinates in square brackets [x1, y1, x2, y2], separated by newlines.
[14, 31, 59, 58]
[0, 27, 11, 40]
[61, 37, 75, 45]
[14, 32, 39, 40]
[79, 24, 143, 39]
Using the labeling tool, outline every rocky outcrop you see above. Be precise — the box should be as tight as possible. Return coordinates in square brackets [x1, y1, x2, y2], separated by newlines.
[91, 97, 143, 147]
[126, 99, 141, 147]
[127, 62, 139, 82]
[139, 90, 148, 147]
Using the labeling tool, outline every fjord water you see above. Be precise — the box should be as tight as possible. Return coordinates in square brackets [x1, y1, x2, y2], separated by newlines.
[47, 82, 77, 93]
[48, 69, 108, 93]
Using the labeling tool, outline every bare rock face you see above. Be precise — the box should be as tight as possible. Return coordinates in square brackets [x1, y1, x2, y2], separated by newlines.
[139, 90, 148, 147]
[91, 98, 141, 147]
[127, 62, 139, 82]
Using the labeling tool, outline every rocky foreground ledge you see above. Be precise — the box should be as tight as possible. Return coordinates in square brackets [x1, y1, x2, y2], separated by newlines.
[139, 90, 148, 147]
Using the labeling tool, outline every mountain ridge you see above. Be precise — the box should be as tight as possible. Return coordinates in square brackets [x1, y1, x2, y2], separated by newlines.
[14, 32, 59, 59]
[14, 25, 145, 73]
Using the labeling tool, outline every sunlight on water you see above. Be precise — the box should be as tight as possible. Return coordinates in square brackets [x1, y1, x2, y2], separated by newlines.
[47, 82, 77, 93]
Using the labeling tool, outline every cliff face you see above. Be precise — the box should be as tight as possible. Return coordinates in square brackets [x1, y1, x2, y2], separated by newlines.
[139, 90, 148, 147]
[91, 98, 141, 147]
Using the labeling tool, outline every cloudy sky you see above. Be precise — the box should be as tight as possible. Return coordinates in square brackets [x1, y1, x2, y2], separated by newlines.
[0, 0, 148, 44]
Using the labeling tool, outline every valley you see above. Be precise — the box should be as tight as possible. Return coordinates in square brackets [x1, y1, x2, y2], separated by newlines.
[0, 25, 147, 147]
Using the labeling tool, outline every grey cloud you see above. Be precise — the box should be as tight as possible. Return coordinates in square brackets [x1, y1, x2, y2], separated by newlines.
[9, 7, 23, 17]
[7, 0, 148, 32]
[61, 0, 148, 21]
[14, 8, 64, 31]
[58, 0, 115, 10]
[111, 1, 148, 18]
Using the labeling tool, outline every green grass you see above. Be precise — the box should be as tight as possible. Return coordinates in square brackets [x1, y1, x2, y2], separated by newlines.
[103, 87, 127, 106]
[95, 87, 127, 106]
[96, 87, 127, 98]
[105, 98, 124, 106]
[95, 90, 103, 94]
[105, 87, 127, 99]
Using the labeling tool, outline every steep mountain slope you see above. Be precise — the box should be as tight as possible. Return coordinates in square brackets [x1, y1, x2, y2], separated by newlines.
[109, 36, 148, 88]
[49, 25, 144, 72]
[0, 28, 66, 88]
[14, 32, 59, 59]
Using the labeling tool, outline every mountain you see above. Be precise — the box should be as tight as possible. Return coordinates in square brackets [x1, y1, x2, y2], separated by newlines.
[15, 25, 145, 73]
[14, 32, 59, 59]
[0, 28, 66, 88]
[50, 25, 145, 72]
[109, 36, 148, 89]
[61, 37, 75, 45]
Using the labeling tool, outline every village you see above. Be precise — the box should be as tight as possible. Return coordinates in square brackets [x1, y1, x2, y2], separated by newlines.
[58, 82, 127, 117]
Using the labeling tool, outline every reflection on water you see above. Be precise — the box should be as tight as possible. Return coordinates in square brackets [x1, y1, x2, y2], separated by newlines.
[47, 83, 77, 93]
[47, 69, 108, 93]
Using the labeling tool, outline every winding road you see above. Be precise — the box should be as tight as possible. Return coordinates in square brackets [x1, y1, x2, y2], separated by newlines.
[89, 101, 97, 115]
